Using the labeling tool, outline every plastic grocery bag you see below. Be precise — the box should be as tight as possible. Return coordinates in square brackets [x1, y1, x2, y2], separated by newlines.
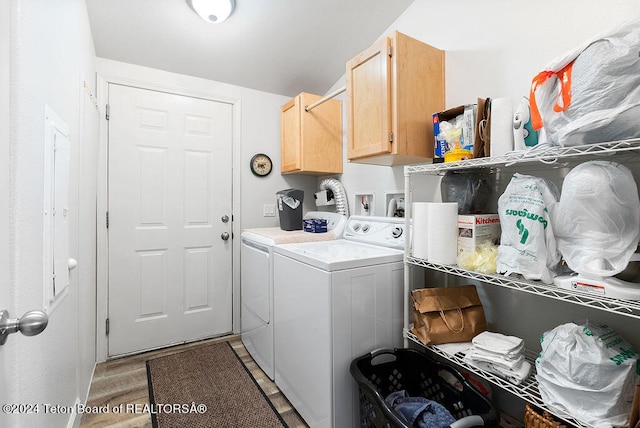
[536, 321, 639, 428]
[555, 161, 640, 277]
[496, 174, 561, 284]
[529, 19, 640, 146]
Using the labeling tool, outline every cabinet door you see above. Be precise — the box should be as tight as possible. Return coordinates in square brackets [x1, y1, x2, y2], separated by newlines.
[281, 96, 301, 173]
[281, 93, 343, 175]
[298, 93, 342, 175]
[346, 37, 392, 160]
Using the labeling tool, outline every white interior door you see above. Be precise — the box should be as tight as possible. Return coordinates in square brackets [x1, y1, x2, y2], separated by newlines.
[107, 84, 233, 356]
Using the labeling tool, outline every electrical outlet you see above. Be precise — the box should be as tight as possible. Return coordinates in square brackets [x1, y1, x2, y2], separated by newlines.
[263, 204, 276, 217]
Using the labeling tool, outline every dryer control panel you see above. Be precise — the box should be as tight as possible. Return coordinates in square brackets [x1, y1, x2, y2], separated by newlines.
[343, 215, 405, 249]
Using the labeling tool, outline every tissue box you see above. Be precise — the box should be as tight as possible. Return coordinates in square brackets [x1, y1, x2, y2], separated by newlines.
[303, 218, 328, 233]
[457, 214, 500, 255]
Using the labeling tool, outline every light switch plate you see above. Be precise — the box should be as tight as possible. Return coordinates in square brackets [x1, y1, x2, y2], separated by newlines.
[263, 204, 276, 217]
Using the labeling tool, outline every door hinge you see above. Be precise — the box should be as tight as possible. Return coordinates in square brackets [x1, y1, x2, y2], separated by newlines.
[105, 104, 110, 121]
[389, 132, 394, 143]
[106, 212, 109, 229]
[388, 46, 392, 57]
[105, 318, 110, 335]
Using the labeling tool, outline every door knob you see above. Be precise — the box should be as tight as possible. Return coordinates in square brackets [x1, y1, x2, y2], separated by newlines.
[221, 215, 229, 223]
[0, 310, 49, 345]
[221, 232, 230, 241]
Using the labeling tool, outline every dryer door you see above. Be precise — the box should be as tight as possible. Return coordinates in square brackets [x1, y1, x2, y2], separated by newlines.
[241, 239, 271, 323]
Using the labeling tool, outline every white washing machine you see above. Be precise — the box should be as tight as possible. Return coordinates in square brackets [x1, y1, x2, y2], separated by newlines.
[273, 216, 405, 428]
[240, 211, 347, 380]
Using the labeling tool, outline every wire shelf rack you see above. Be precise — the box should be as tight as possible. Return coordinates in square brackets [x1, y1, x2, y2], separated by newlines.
[405, 332, 591, 428]
[407, 256, 640, 320]
[402, 138, 640, 428]
[404, 138, 640, 175]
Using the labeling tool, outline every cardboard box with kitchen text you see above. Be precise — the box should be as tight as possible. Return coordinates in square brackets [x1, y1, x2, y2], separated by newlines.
[457, 214, 501, 256]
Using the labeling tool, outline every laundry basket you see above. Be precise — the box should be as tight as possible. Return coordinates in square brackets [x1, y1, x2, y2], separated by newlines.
[350, 348, 499, 428]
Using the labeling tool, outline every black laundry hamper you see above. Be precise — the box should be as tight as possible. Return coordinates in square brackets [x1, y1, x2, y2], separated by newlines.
[350, 348, 499, 428]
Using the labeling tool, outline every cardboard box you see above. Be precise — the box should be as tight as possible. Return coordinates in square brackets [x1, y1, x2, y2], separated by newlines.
[433, 104, 477, 163]
[457, 214, 500, 255]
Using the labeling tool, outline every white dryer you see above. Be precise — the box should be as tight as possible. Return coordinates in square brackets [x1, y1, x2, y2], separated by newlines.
[240, 212, 346, 380]
[273, 216, 405, 428]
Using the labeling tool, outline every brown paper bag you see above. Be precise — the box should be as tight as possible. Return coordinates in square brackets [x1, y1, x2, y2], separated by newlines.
[411, 285, 487, 345]
[474, 98, 491, 158]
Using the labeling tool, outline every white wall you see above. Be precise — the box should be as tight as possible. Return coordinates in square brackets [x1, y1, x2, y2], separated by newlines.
[8, 0, 98, 426]
[396, 0, 640, 106]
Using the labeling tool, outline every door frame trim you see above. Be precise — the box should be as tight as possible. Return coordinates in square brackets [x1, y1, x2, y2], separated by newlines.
[96, 73, 242, 362]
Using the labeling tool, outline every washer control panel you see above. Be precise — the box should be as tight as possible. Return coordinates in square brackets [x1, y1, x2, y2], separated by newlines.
[343, 215, 405, 249]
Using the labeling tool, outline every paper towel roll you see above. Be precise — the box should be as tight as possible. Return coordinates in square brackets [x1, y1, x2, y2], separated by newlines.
[427, 203, 459, 265]
[490, 97, 514, 157]
[412, 202, 459, 264]
[412, 203, 431, 259]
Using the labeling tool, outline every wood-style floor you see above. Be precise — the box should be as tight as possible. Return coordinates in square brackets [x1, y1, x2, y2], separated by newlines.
[80, 334, 308, 428]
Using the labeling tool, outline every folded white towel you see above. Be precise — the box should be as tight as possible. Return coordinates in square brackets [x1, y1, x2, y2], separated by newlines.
[469, 344, 524, 362]
[472, 342, 524, 361]
[472, 331, 524, 359]
[466, 348, 525, 370]
[463, 354, 532, 385]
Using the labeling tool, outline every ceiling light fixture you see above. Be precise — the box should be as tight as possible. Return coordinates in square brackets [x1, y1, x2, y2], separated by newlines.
[187, 0, 235, 24]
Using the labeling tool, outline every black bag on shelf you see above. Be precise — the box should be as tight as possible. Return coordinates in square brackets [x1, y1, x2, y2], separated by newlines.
[441, 170, 493, 215]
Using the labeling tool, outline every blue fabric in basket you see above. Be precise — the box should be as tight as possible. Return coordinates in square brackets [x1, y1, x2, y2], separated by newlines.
[385, 390, 455, 428]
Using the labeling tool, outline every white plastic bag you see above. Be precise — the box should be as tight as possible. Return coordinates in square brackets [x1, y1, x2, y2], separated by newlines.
[536, 321, 639, 428]
[497, 174, 561, 284]
[530, 19, 640, 146]
[555, 161, 640, 277]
